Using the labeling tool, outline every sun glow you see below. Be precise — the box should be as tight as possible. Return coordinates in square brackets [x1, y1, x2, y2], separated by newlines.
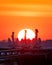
[18, 29, 35, 41]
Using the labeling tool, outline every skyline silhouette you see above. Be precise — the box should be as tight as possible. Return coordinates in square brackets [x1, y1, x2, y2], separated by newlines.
[0, 29, 52, 49]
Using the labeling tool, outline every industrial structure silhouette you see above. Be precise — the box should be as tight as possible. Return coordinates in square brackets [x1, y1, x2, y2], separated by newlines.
[0, 29, 52, 49]
[5, 29, 41, 49]
[0, 29, 52, 65]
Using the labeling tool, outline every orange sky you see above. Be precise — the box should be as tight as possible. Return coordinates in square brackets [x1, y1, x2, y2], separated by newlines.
[0, 0, 52, 41]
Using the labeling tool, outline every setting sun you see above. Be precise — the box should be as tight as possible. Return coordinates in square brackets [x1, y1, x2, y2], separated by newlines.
[0, 0, 52, 40]
[18, 29, 35, 41]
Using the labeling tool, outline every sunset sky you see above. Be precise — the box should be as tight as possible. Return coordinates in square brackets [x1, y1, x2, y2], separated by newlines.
[0, 0, 52, 41]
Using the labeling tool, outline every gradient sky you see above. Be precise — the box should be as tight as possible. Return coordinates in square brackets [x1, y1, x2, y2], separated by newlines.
[0, 0, 52, 41]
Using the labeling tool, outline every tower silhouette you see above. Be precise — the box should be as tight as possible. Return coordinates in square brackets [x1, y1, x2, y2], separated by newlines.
[24, 30, 27, 40]
[8, 38, 12, 47]
[24, 30, 27, 44]
[35, 29, 38, 41]
[11, 32, 14, 43]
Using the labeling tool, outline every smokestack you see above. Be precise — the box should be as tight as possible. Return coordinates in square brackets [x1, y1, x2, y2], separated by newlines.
[35, 29, 38, 41]
[24, 30, 27, 44]
[24, 30, 27, 40]
[11, 32, 14, 43]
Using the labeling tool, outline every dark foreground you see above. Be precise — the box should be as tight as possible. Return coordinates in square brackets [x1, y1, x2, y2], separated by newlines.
[0, 49, 52, 65]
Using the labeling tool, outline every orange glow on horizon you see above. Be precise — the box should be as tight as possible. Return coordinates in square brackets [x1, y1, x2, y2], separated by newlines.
[0, 0, 52, 41]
